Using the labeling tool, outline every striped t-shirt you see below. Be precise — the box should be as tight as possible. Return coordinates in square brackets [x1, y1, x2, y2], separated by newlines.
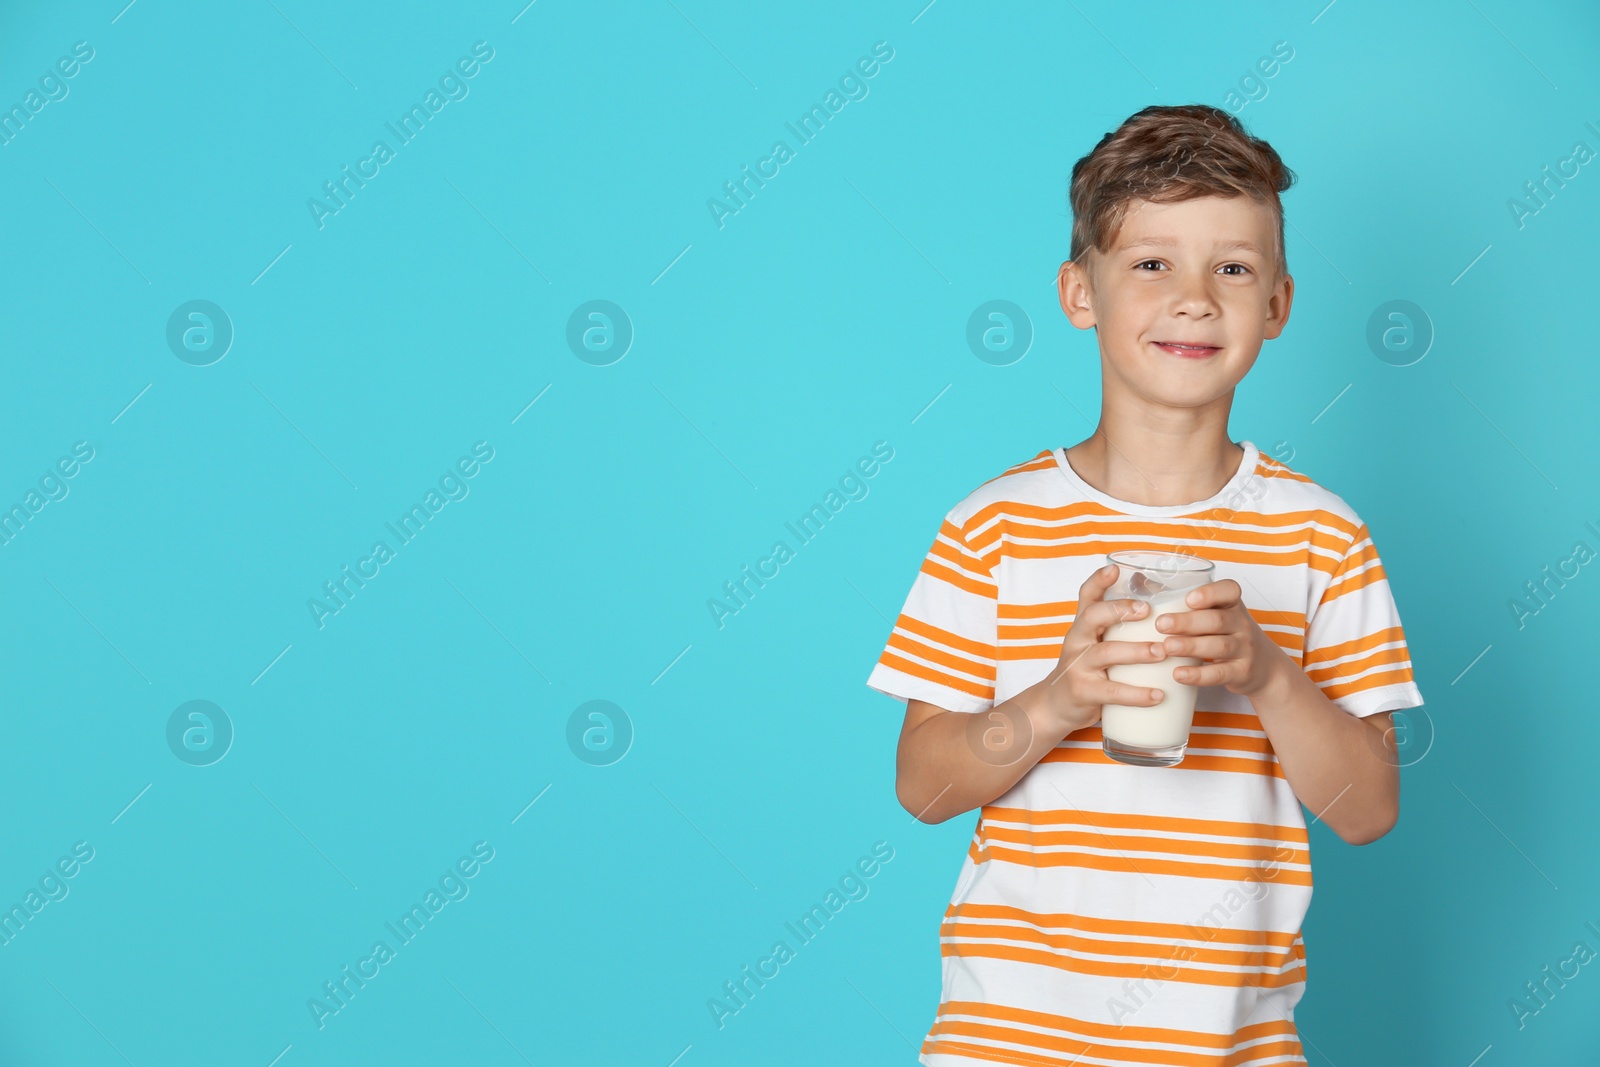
[866, 439, 1424, 1067]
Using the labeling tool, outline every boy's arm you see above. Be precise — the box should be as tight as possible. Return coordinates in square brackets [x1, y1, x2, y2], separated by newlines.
[896, 684, 1072, 825]
[1155, 579, 1402, 845]
[895, 563, 1174, 824]
[1245, 658, 1399, 844]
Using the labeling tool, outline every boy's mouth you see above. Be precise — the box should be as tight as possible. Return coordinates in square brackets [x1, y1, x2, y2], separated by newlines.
[1151, 341, 1221, 359]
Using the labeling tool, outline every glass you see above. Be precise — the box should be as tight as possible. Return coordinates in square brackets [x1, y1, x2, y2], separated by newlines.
[1098, 550, 1215, 767]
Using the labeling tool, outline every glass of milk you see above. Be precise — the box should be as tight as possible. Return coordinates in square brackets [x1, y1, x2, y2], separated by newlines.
[1098, 550, 1216, 767]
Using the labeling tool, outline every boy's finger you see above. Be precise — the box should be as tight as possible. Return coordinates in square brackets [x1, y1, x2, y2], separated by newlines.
[1155, 607, 1227, 636]
[1084, 597, 1148, 637]
[1091, 639, 1168, 667]
[1098, 679, 1166, 707]
[1077, 562, 1120, 602]
[1180, 578, 1241, 610]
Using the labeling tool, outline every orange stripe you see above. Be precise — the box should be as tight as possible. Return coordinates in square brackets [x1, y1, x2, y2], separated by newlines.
[1263, 629, 1305, 658]
[944, 902, 1303, 949]
[968, 523, 1350, 575]
[1182, 732, 1279, 756]
[923, 554, 997, 598]
[1325, 559, 1388, 599]
[930, 521, 996, 571]
[883, 627, 992, 684]
[1051, 726, 1279, 757]
[892, 612, 997, 662]
[995, 635, 1307, 662]
[942, 936, 1308, 988]
[928, 1036, 1299, 1067]
[971, 513, 1340, 553]
[971, 842, 1314, 886]
[996, 618, 1072, 640]
[1317, 525, 1380, 600]
[1260, 464, 1315, 485]
[945, 517, 1007, 574]
[993, 536, 1332, 573]
[964, 494, 1358, 540]
[1321, 667, 1416, 700]
[958, 514, 1353, 571]
[990, 451, 1059, 479]
[1304, 643, 1412, 684]
[1209, 521, 1346, 571]
[940, 919, 1298, 971]
[1249, 608, 1306, 629]
[1303, 626, 1408, 665]
[996, 606, 1305, 648]
[936, 998, 1299, 1048]
[928, 1028, 1306, 1067]
[1000, 600, 1081, 620]
[1328, 534, 1378, 570]
[876, 649, 993, 701]
[984, 805, 1307, 845]
[1191, 710, 1266, 731]
[978, 825, 1308, 866]
[1039, 745, 1285, 779]
[921, 1039, 1082, 1067]
[994, 598, 1303, 624]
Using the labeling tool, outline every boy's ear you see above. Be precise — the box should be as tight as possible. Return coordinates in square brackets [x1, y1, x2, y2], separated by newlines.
[1057, 260, 1097, 330]
[1262, 271, 1295, 340]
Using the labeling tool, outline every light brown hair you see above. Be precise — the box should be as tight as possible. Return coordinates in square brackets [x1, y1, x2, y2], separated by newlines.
[1068, 104, 1296, 280]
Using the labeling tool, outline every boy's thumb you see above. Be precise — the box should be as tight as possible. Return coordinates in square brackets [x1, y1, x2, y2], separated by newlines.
[1082, 562, 1116, 598]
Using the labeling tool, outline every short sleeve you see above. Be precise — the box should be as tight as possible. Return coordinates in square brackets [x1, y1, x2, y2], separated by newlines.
[864, 511, 999, 714]
[1302, 520, 1424, 718]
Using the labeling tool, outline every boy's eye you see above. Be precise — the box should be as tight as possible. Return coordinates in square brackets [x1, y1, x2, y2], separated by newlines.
[1134, 260, 1252, 275]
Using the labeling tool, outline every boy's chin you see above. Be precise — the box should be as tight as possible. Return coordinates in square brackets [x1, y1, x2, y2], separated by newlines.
[1107, 351, 1256, 395]
[1123, 377, 1241, 409]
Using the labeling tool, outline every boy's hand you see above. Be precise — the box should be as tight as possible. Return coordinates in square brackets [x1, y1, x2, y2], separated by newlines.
[1154, 578, 1288, 696]
[1040, 563, 1172, 734]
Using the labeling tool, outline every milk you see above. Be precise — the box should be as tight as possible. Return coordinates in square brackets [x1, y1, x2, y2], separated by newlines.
[1100, 589, 1201, 750]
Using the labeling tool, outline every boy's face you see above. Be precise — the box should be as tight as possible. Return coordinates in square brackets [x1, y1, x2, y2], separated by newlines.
[1056, 195, 1293, 412]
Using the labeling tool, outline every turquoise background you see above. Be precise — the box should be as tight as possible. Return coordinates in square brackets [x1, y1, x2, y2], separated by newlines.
[1, 0, 1597, 1063]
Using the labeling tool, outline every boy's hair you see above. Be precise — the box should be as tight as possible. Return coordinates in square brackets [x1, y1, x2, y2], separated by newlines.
[1068, 104, 1296, 281]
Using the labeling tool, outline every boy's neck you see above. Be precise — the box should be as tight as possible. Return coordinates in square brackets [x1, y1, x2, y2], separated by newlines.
[1064, 425, 1244, 508]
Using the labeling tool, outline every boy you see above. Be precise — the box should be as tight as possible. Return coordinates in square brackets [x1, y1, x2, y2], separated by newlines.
[865, 103, 1424, 1066]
